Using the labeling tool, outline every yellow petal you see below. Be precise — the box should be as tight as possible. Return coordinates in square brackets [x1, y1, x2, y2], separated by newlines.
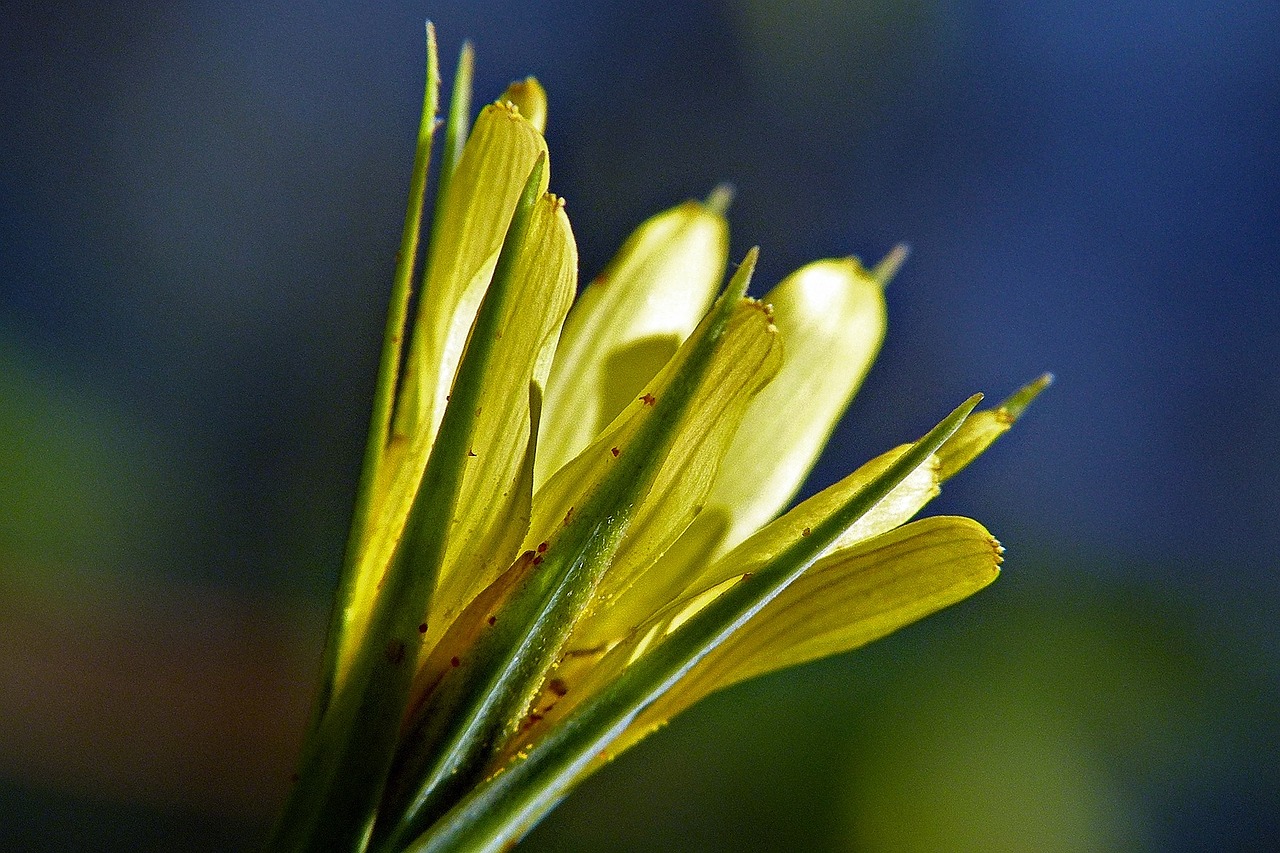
[527, 298, 782, 653]
[499, 77, 547, 135]
[504, 515, 1001, 769]
[425, 194, 577, 652]
[678, 441, 941, 599]
[338, 105, 549, 678]
[622, 516, 1002, 752]
[693, 253, 890, 559]
[395, 101, 550, 446]
[507, 414, 942, 742]
[535, 197, 729, 487]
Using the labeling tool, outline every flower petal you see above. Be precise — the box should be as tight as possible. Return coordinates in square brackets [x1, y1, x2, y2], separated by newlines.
[452, 398, 981, 853]
[395, 100, 550, 445]
[371, 255, 777, 845]
[527, 296, 781, 653]
[499, 77, 547, 134]
[533, 439, 939, 713]
[341, 105, 549, 677]
[508, 516, 1000, 774]
[426, 194, 578, 650]
[692, 251, 893, 559]
[666, 441, 941, 607]
[635, 515, 1002, 727]
[535, 197, 729, 486]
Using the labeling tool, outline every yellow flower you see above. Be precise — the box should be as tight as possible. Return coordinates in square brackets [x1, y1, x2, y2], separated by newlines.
[268, 25, 1048, 853]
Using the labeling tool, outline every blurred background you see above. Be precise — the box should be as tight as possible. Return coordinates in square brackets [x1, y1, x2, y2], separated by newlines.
[2, 1, 1277, 850]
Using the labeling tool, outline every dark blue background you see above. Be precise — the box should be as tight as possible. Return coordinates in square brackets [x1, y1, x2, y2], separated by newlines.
[3, 2, 1277, 850]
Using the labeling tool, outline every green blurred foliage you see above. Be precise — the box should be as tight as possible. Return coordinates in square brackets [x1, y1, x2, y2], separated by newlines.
[0, 339, 189, 595]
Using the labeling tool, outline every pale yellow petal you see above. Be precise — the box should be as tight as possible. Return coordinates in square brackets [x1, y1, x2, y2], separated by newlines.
[395, 101, 550, 445]
[526, 298, 782, 654]
[339, 105, 549, 676]
[693, 254, 888, 559]
[503, 515, 1001, 768]
[499, 77, 547, 135]
[519, 425, 941, 723]
[425, 194, 577, 651]
[622, 516, 1001, 752]
[535, 198, 729, 487]
[679, 442, 941, 597]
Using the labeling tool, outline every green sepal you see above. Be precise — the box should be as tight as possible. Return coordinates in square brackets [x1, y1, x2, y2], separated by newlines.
[401, 393, 982, 853]
[266, 27, 441, 851]
[304, 23, 441, 726]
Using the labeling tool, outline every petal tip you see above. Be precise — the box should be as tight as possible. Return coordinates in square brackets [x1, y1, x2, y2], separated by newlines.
[871, 243, 910, 286]
[997, 372, 1053, 422]
[704, 183, 735, 216]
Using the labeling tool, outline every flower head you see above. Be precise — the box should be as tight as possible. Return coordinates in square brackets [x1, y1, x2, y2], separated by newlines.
[269, 25, 1048, 853]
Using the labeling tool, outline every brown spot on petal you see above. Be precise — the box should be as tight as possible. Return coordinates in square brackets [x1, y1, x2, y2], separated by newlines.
[610, 446, 620, 458]
[640, 393, 656, 406]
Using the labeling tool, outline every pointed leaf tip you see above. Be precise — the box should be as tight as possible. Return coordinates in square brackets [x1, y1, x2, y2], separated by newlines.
[934, 382, 1045, 482]
[999, 372, 1053, 421]
[727, 247, 760, 301]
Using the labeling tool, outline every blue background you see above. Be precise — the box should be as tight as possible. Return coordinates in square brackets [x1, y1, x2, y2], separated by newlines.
[3, 2, 1277, 850]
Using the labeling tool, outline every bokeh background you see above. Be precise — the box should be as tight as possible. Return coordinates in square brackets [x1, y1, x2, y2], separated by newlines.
[3, 1, 1277, 850]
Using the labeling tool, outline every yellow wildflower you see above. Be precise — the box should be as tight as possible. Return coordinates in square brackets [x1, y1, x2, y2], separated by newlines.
[267, 25, 1048, 853]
